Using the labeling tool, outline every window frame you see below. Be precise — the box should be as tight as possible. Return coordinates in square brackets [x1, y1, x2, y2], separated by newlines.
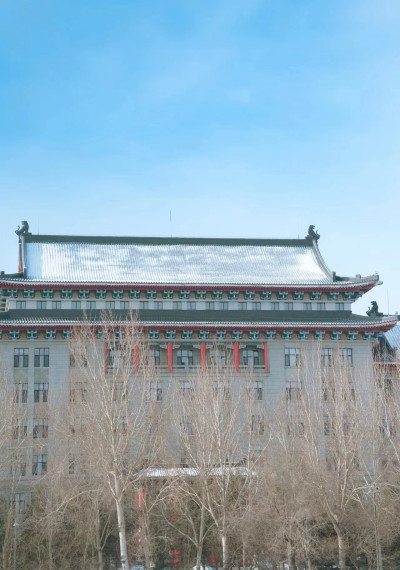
[34, 348, 49, 368]
[14, 348, 29, 368]
[34, 382, 49, 403]
[284, 348, 300, 367]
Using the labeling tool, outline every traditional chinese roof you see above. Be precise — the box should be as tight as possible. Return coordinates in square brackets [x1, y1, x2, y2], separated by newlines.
[0, 309, 396, 332]
[0, 233, 379, 291]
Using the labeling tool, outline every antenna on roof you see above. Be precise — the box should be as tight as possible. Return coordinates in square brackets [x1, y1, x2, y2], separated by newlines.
[170, 210, 172, 237]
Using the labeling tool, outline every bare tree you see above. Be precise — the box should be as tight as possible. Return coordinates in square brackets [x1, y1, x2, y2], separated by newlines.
[296, 345, 373, 570]
[168, 356, 267, 570]
[67, 316, 164, 570]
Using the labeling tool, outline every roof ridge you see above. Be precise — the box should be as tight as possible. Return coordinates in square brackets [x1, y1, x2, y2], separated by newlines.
[24, 234, 313, 246]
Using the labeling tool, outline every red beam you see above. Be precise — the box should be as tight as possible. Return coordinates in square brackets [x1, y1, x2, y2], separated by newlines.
[200, 342, 207, 370]
[233, 342, 240, 372]
[167, 342, 173, 374]
[105, 341, 108, 373]
[264, 341, 269, 373]
[134, 345, 139, 374]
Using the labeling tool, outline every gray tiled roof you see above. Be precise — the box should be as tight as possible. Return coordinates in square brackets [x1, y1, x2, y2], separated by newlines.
[384, 324, 400, 351]
[0, 309, 396, 330]
[22, 238, 331, 285]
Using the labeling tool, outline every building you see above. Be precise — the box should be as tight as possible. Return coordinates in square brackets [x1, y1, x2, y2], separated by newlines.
[0, 222, 397, 490]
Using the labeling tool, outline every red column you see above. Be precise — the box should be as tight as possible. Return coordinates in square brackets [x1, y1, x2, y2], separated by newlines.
[167, 342, 173, 374]
[134, 345, 140, 374]
[137, 488, 144, 510]
[233, 341, 240, 372]
[264, 341, 269, 373]
[200, 342, 207, 370]
[104, 341, 108, 373]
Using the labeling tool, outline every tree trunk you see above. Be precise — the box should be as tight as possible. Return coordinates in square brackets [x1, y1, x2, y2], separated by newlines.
[115, 494, 129, 570]
[195, 502, 206, 570]
[222, 534, 229, 570]
[288, 539, 296, 570]
[95, 507, 104, 570]
[97, 547, 104, 570]
[337, 531, 346, 570]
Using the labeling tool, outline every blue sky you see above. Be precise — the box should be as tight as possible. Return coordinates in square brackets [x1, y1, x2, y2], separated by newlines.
[0, 0, 399, 315]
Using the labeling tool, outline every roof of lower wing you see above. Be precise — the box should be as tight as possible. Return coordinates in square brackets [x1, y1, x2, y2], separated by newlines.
[1, 233, 378, 288]
[0, 309, 397, 331]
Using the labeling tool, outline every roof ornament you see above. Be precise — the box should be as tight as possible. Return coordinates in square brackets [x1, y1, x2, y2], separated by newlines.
[15, 221, 29, 242]
[366, 301, 383, 318]
[305, 225, 320, 241]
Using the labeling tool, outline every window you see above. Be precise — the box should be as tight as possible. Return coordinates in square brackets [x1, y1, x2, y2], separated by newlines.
[69, 381, 87, 402]
[16, 301, 26, 309]
[336, 303, 345, 311]
[214, 381, 230, 400]
[205, 301, 215, 310]
[106, 300, 115, 310]
[173, 301, 182, 310]
[34, 348, 49, 367]
[321, 348, 333, 367]
[108, 347, 124, 369]
[69, 352, 88, 368]
[285, 348, 300, 367]
[51, 301, 61, 309]
[187, 301, 196, 310]
[303, 302, 312, 310]
[33, 418, 48, 439]
[242, 349, 259, 367]
[139, 301, 148, 310]
[317, 302, 326, 311]
[155, 301, 164, 310]
[68, 457, 76, 475]
[210, 349, 226, 368]
[71, 300, 81, 309]
[32, 454, 47, 476]
[286, 386, 301, 402]
[182, 417, 193, 436]
[251, 415, 265, 436]
[87, 301, 97, 310]
[219, 301, 228, 310]
[180, 381, 193, 400]
[177, 349, 193, 366]
[339, 348, 353, 366]
[34, 383, 48, 403]
[271, 302, 279, 310]
[14, 348, 28, 368]
[252, 302, 261, 311]
[11, 457, 27, 478]
[37, 301, 47, 310]
[149, 381, 163, 401]
[14, 382, 28, 403]
[238, 302, 247, 311]
[112, 381, 127, 401]
[253, 381, 263, 401]
[14, 492, 27, 513]
[12, 420, 27, 440]
[284, 302, 293, 311]
[148, 349, 160, 366]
